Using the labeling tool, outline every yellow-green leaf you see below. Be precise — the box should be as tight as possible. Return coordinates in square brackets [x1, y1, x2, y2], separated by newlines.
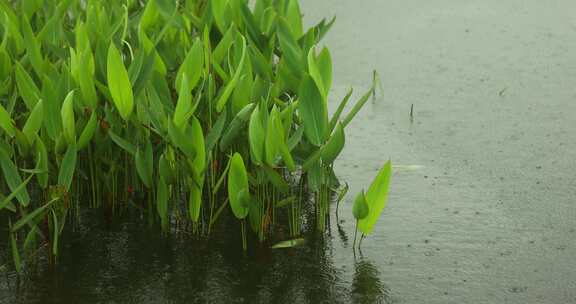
[78, 111, 98, 150]
[0, 103, 15, 137]
[107, 43, 134, 120]
[0, 149, 30, 206]
[173, 73, 193, 129]
[135, 140, 153, 188]
[215, 36, 247, 112]
[15, 63, 41, 110]
[175, 39, 204, 92]
[60, 91, 76, 145]
[352, 190, 369, 220]
[34, 135, 48, 188]
[57, 143, 77, 192]
[358, 161, 392, 235]
[248, 104, 265, 165]
[321, 122, 345, 164]
[228, 153, 249, 219]
[298, 75, 328, 146]
[22, 99, 43, 144]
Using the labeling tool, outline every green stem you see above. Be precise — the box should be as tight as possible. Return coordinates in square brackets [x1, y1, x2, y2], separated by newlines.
[353, 220, 358, 249]
[241, 220, 247, 252]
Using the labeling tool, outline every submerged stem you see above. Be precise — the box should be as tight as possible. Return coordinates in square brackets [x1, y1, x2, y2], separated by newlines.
[353, 220, 358, 249]
[241, 220, 247, 252]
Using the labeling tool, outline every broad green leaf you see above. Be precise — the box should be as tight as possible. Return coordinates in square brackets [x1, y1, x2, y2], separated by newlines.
[219, 103, 255, 151]
[271, 238, 305, 249]
[0, 47, 12, 95]
[167, 121, 195, 159]
[138, 28, 167, 76]
[0, 150, 30, 206]
[352, 190, 369, 220]
[188, 116, 206, 222]
[212, 26, 235, 65]
[14, 129, 31, 157]
[107, 43, 134, 120]
[21, 14, 44, 76]
[215, 36, 247, 112]
[36, 0, 73, 44]
[308, 16, 336, 44]
[108, 130, 136, 156]
[0, 103, 15, 137]
[228, 153, 249, 219]
[22, 0, 43, 21]
[190, 116, 206, 178]
[0, 1, 24, 53]
[144, 86, 168, 131]
[15, 63, 41, 110]
[22, 99, 43, 144]
[127, 48, 144, 86]
[238, 2, 264, 49]
[188, 181, 202, 222]
[205, 109, 227, 153]
[12, 198, 57, 232]
[358, 161, 392, 235]
[175, 39, 204, 92]
[285, 0, 303, 38]
[60, 91, 76, 145]
[248, 104, 265, 165]
[248, 45, 272, 81]
[173, 73, 193, 129]
[157, 176, 169, 228]
[268, 108, 295, 171]
[264, 107, 279, 166]
[34, 136, 48, 188]
[307, 160, 322, 192]
[260, 5, 277, 35]
[342, 85, 375, 127]
[328, 87, 353, 132]
[212, 0, 231, 33]
[74, 21, 93, 61]
[298, 75, 328, 146]
[316, 47, 332, 97]
[280, 102, 296, 139]
[57, 143, 77, 192]
[0, 174, 33, 212]
[41, 75, 63, 140]
[10, 227, 21, 272]
[131, 52, 157, 99]
[78, 111, 98, 150]
[135, 140, 153, 188]
[277, 17, 303, 76]
[158, 150, 176, 184]
[231, 54, 253, 115]
[307, 47, 332, 100]
[321, 122, 345, 164]
[263, 166, 289, 194]
[287, 126, 304, 151]
[139, 0, 160, 31]
[77, 51, 98, 109]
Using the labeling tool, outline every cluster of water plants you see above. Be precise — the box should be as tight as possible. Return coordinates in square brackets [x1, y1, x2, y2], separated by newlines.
[0, 0, 391, 270]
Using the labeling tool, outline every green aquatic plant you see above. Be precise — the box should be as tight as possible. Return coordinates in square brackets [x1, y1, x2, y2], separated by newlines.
[0, 0, 391, 268]
[354, 161, 392, 249]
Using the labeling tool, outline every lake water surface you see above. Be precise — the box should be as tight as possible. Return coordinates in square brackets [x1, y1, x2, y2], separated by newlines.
[2, 0, 576, 303]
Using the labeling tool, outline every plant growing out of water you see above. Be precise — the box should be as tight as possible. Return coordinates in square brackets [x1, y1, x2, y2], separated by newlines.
[352, 161, 392, 249]
[0, 0, 391, 267]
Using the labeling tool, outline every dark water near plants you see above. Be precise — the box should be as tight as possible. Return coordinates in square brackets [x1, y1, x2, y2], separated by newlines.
[0, 209, 391, 304]
[3, 0, 576, 303]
